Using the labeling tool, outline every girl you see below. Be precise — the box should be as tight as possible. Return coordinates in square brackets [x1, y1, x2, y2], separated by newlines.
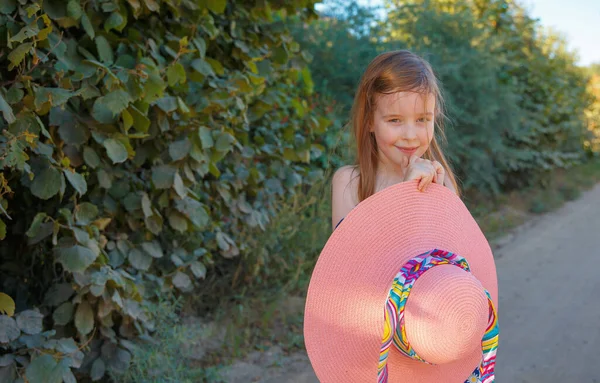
[331, 50, 461, 230]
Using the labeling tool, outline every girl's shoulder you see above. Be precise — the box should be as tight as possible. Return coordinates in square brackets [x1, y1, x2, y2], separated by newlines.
[331, 165, 360, 229]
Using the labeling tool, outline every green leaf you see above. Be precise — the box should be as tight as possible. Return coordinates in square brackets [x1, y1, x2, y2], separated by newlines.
[63, 368, 77, 383]
[0, 93, 16, 124]
[168, 211, 188, 232]
[128, 248, 152, 271]
[26, 212, 47, 238]
[0, 0, 17, 15]
[169, 139, 192, 161]
[191, 58, 214, 77]
[152, 165, 176, 189]
[58, 120, 90, 145]
[75, 301, 94, 336]
[155, 96, 177, 113]
[56, 245, 97, 272]
[0, 315, 20, 342]
[34, 88, 74, 109]
[172, 271, 192, 292]
[97, 169, 112, 189]
[202, 0, 227, 14]
[190, 261, 207, 279]
[175, 198, 209, 228]
[206, 57, 224, 76]
[103, 138, 128, 164]
[198, 126, 214, 149]
[173, 172, 187, 198]
[92, 90, 131, 123]
[142, 0, 159, 12]
[37, 26, 52, 41]
[54, 338, 78, 355]
[104, 11, 125, 32]
[75, 202, 98, 225]
[167, 62, 186, 86]
[0, 219, 6, 241]
[83, 147, 101, 168]
[215, 131, 235, 152]
[25, 3, 40, 17]
[8, 42, 33, 70]
[193, 37, 206, 58]
[90, 358, 106, 381]
[128, 106, 150, 133]
[81, 12, 95, 39]
[144, 214, 163, 235]
[72, 227, 90, 244]
[26, 354, 65, 383]
[31, 167, 62, 200]
[10, 25, 39, 43]
[16, 310, 44, 335]
[53, 301, 74, 326]
[63, 170, 87, 195]
[127, 0, 142, 15]
[141, 241, 163, 258]
[67, 0, 82, 20]
[301, 66, 314, 93]
[141, 192, 153, 217]
[272, 45, 289, 65]
[95, 36, 114, 65]
[104, 346, 131, 375]
[122, 108, 133, 131]
[0, 293, 15, 316]
[43, 283, 74, 307]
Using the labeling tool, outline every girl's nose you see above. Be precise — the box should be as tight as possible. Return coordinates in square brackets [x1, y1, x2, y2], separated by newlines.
[401, 124, 418, 139]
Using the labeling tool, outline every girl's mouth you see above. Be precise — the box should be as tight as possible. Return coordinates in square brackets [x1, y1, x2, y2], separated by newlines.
[397, 146, 418, 155]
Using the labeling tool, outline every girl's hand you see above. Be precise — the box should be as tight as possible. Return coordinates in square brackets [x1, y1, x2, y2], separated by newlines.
[402, 154, 445, 192]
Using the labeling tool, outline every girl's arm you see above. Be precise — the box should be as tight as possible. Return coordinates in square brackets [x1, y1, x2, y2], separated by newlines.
[331, 166, 358, 231]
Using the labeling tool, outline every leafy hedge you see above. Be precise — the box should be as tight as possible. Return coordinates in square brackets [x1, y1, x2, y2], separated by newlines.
[0, 0, 324, 381]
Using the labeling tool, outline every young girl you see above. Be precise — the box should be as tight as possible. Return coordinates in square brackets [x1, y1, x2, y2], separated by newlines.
[331, 50, 461, 230]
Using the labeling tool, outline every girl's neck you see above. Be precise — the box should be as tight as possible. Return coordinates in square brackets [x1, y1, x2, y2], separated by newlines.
[375, 165, 406, 192]
[377, 160, 406, 181]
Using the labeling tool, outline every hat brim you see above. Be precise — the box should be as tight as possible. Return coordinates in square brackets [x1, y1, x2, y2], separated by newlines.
[303, 180, 498, 383]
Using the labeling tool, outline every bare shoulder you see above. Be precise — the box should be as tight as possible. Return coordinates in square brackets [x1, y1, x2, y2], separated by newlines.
[331, 165, 360, 229]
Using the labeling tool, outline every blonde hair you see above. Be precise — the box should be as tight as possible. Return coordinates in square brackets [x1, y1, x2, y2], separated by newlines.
[347, 49, 461, 202]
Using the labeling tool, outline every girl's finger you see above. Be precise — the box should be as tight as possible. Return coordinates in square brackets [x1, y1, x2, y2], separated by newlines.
[418, 173, 433, 191]
[408, 154, 418, 166]
[432, 161, 445, 185]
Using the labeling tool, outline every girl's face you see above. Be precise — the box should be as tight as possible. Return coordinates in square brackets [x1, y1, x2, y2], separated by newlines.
[370, 91, 435, 177]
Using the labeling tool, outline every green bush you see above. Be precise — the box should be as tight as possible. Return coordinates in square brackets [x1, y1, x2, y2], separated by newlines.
[300, 0, 594, 195]
[0, 0, 325, 381]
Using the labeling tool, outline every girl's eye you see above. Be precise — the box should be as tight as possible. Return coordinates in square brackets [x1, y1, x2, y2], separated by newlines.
[417, 118, 431, 123]
[389, 119, 401, 123]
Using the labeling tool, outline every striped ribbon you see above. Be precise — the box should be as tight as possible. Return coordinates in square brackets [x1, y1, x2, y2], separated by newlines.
[377, 249, 499, 383]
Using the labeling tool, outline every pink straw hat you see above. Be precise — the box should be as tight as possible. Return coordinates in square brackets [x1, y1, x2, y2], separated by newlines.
[304, 180, 499, 383]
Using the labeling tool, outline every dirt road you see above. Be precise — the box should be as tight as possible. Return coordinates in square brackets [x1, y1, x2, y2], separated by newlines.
[218, 182, 600, 382]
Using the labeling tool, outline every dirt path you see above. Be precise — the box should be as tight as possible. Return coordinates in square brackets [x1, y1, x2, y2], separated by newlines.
[218, 182, 600, 382]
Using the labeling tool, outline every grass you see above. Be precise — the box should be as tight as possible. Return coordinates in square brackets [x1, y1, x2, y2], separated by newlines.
[112, 293, 224, 383]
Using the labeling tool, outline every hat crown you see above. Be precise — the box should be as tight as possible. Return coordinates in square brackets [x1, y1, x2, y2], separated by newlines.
[404, 264, 489, 365]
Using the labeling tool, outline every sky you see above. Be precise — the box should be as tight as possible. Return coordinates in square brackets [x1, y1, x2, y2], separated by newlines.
[316, 0, 600, 66]
[521, 0, 600, 66]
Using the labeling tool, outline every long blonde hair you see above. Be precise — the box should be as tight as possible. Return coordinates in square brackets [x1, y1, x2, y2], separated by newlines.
[347, 49, 461, 202]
